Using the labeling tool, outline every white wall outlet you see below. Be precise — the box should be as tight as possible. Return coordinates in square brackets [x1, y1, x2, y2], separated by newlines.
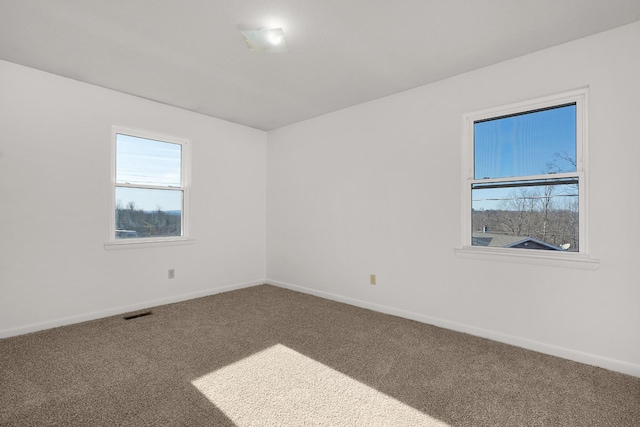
[168, 269, 175, 279]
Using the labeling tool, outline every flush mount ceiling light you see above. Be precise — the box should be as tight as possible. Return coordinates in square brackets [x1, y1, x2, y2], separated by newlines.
[240, 28, 288, 53]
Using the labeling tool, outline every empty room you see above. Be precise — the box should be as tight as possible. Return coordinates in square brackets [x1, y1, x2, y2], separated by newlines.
[1, 1, 639, 425]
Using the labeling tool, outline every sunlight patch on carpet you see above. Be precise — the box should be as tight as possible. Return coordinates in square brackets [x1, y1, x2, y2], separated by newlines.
[192, 344, 449, 426]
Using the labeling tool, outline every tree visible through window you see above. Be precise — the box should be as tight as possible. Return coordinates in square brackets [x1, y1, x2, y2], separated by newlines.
[112, 127, 189, 241]
[463, 90, 587, 253]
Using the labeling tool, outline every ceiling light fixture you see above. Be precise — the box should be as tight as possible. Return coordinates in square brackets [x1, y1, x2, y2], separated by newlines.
[240, 28, 288, 53]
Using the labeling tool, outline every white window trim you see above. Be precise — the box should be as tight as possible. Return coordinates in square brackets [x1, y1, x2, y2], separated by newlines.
[454, 88, 599, 270]
[104, 126, 194, 250]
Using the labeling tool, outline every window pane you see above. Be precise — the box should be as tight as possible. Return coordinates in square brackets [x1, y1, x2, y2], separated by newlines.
[116, 134, 182, 187]
[471, 183, 578, 251]
[115, 187, 182, 239]
[474, 104, 576, 179]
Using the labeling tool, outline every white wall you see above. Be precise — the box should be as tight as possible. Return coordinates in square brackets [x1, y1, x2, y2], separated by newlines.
[266, 22, 640, 376]
[0, 60, 267, 337]
[1, 23, 638, 377]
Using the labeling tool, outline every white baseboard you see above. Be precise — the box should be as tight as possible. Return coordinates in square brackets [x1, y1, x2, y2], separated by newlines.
[0, 279, 265, 339]
[266, 279, 640, 378]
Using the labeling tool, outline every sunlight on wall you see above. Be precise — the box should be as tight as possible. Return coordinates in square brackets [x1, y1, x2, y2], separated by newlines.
[192, 344, 449, 426]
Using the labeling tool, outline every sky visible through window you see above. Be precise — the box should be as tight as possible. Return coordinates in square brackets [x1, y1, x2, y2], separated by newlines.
[473, 104, 576, 211]
[116, 134, 182, 211]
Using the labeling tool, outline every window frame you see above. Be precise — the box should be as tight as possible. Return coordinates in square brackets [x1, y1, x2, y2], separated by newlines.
[456, 88, 598, 269]
[105, 126, 193, 250]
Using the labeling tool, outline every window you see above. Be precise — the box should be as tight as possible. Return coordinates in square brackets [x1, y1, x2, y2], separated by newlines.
[108, 126, 190, 247]
[460, 89, 592, 262]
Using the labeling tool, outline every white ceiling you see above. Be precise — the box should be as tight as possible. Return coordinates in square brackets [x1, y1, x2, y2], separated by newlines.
[1, 1, 639, 131]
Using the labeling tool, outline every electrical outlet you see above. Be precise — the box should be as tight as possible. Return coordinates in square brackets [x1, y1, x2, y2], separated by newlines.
[168, 269, 175, 279]
[370, 274, 376, 285]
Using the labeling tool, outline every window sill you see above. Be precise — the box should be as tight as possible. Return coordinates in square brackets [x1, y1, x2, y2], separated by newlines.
[104, 238, 195, 251]
[454, 247, 600, 270]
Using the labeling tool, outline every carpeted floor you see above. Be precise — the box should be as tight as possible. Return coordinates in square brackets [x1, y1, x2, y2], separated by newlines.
[1, 284, 639, 426]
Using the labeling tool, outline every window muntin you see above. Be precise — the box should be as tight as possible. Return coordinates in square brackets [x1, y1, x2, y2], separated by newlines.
[463, 90, 586, 255]
[111, 127, 189, 242]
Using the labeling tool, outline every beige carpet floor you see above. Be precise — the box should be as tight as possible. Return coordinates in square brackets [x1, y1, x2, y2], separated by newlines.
[1, 284, 639, 426]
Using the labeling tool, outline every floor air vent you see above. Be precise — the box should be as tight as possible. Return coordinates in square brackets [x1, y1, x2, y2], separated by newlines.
[124, 311, 152, 320]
